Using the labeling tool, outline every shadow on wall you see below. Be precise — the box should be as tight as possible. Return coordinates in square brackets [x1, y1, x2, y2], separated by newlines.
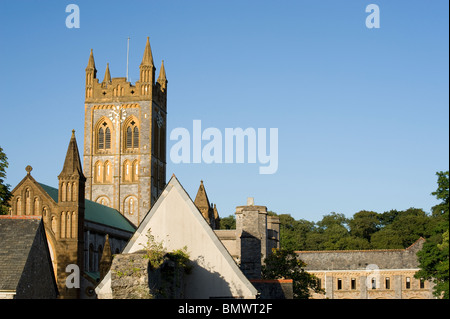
[239, 230, 262, 280]
[110, 251, 249, 299]
[183, 255, 245, 299]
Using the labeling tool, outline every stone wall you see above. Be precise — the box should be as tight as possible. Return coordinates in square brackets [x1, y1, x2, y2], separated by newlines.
[250, 279, 293, 299]
[110, 251, 185, 299]
[296, 238, 425, 271]
[295, 238, 435, 299]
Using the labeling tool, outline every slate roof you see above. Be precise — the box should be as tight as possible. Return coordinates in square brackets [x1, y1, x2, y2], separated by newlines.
[295, 238, 425, 270]
[38, 183, 136, 233]
[0, 217, 42, 291]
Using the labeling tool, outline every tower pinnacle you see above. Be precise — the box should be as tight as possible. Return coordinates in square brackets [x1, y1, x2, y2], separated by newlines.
[103, 63, 111, 83]
[141, 37, 154, 66]
[86, 49, 96, 73]
[157, 60, 167, 89]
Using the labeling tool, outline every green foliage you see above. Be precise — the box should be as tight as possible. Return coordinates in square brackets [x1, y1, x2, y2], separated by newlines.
[262, 248, 324, 299]
[141, 230, 166, 269]
[348, 210, 381, 241]
[371, 208, 431, 249]
[273, 206, 435, 251]
[168, 247, 192, 274]
[219, 215, 236, 230]
[415, 171, 449, 299]
[141, 229, 192, 273]
[0, 146, 12, 215]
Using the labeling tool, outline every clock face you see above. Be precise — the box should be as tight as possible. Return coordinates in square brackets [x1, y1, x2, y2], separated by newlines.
[109, 105, 127, 125]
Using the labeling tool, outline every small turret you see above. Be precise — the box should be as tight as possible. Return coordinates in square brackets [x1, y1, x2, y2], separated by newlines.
[194, 180, 220, 229]
[58, 130, 86, 203]
[157, 60, 167, 90]
[85, 49, 97, 98]
[139, 37, 155, 96]
[102, 63, 111, 84]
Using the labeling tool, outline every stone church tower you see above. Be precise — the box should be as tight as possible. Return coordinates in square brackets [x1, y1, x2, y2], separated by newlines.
[83, 38, 167, 226]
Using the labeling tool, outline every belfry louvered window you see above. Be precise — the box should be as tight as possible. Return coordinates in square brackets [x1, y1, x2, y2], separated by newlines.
[126, 127, 132, 148]
[105, 128, 111, 149]
[98, 123, 111, 150]
[133, 127, 139, 148]
[126, 121, 139, 149]
[98, 128, 104, 149]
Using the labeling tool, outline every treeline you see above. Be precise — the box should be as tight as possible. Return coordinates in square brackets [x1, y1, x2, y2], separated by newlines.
[220, 207, 446, 251]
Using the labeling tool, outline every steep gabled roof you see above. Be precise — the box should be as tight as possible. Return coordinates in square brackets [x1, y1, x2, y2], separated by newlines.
[96, 175, 258, 299]
[194, 180, 211, 210]
[0, 217, 42, 291]
[58, 130, 85, 180]
[0, 216, 58, 298]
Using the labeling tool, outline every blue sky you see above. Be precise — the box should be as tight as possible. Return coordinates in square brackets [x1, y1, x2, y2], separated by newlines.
[0, 1, 448, 222]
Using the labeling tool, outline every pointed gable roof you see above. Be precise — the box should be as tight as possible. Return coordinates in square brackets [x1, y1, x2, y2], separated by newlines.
[194, 180, 210, 210]
[58, 130, 85, 180]
[96, 175, 258, 299]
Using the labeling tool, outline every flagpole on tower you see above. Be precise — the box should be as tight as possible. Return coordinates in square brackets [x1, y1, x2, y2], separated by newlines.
[126, 37, 130, 82]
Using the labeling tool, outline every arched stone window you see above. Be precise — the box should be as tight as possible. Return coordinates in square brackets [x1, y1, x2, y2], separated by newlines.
[96, 118, 113, 152]
[123, 160, 131, 182]
[98, 127, 104, 149]
[104, 161, 112, 183]
[94, 161, 103, 183]
[72, 182, 77, 201]
[34, 197, 40, 215]
[25, 188, 31, 215]
[96, 196, 110, 207]
[61, 183, 66, 201]
[105, 127, 111, 149]
[124, 196, 137, 216]
[61, 212, 66, 238]
[124, 118, 139, 150]
[132, 160, 139, 182]
[16, 197, 22, 215]
[51, 215, 57, 235]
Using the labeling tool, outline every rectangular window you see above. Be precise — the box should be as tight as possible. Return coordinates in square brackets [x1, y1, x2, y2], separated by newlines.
[385, 277, 390, 289]
[406, 277, 411, 289]
[337, 278, 342, 290]
[420, 279, 425, 289]
[372, 278, 376, 290]
[351, 278, 356, 290]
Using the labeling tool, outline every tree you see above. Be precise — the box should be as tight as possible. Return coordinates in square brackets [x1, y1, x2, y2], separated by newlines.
[348, 210, 381, 242]
[315, 212, 352, 250]
[316, 212, 348, 230]
[370, 228, 404, 249]
[0, 146, 12, 215]
[262, 248, 324, 299]
[219, 215, 236, 230]
[277, 213, 315, 251]
[370, 208, 431, 249]
[333, 236, 371, 250]
[415, 171, 449, 299]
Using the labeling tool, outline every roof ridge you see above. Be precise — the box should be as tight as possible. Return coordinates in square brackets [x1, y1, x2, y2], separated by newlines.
[0, 215, 42, 220]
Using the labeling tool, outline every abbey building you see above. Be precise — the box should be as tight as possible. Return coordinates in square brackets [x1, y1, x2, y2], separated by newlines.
[2, 38, 435, 299]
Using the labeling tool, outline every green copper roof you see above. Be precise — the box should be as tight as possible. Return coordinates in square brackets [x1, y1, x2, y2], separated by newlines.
[38, 183, 136, 233]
